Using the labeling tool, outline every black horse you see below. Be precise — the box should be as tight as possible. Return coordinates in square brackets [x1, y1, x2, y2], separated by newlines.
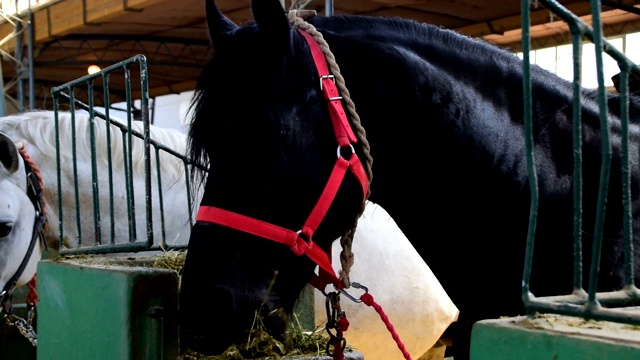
[179, 1, 640, 359]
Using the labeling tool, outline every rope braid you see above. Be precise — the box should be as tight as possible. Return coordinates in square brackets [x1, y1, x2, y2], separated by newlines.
[18, 144, 48, 307]
[288, 6, 373, 288]
[18, 145, 48, 234]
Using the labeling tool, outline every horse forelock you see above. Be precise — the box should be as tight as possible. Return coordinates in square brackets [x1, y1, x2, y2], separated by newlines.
[0, 111, 187, 182]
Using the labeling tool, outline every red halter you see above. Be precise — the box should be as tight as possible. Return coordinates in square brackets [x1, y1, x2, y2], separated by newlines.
[196, 29, 369, 290]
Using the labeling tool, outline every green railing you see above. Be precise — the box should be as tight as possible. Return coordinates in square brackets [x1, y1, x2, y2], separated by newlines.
[521, 0, 640, 324]
[50, 54, 203, 255]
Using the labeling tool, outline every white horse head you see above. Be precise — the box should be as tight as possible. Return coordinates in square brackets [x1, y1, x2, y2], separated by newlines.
[0, 131, 43, 312]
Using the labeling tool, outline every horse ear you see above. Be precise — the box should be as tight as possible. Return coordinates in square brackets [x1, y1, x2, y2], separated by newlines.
[0, 132, 19, 175]
[206, 0, 238, 48]
[252, 0, 292, 52]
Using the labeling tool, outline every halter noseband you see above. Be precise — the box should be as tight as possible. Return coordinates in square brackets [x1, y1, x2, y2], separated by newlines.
[0, 151, 47, 314]
[196, 28, 370, 290]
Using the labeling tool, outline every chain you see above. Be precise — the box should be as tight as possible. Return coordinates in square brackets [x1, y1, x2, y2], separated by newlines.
[324, 292, 347, 357]
[4, 313, 38, 347]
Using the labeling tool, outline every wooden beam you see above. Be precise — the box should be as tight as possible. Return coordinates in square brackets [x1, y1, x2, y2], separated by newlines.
[483, 9, 640, 53]
[0, 0, 169, 52]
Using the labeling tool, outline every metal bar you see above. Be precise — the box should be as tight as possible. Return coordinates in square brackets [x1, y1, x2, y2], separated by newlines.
[102, 73, 116, 244]
[325, 0, 333, 16]
[617, 63, 635, 289]
[70, 95, 83, 246]
[14, 19, 23, 112]
[154, 147, 167, 247]
[137, 56, 154, 248]
[520, 0, 538, 306]
[0, 59, 6, 116]
[570, 25, 584, 294]
[52, 97, 64, 249]
[27, 10, 34, 110]
[87, 80, 102, 245]
[121, 126, 136, 243]
[586, 0, 612, 306]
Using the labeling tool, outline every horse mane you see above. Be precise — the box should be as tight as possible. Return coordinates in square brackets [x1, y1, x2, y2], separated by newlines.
[0, 110, 188, 182]
[310, 15, 519, 59]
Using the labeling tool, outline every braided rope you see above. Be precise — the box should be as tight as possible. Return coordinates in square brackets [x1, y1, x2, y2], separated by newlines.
[18, 145, 48, 233]
[287, 9, 373, 288]
[18, 144, 48, 308]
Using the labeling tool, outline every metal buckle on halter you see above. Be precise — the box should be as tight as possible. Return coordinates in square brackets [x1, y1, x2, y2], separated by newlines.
[320, 74, 335, 91]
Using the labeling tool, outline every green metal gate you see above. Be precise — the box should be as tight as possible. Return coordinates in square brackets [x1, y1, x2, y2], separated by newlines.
[50, 54, 202, 255]
[521, 0, 640, 325]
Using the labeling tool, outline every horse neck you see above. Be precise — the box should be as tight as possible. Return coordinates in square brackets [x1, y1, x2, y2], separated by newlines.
[317, 19, 622, 189]
[316, 22, 524, 170]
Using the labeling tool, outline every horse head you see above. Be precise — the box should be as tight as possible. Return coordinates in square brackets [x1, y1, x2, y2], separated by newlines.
[0, 132, 42, 313]
[180, 0, 370, 354]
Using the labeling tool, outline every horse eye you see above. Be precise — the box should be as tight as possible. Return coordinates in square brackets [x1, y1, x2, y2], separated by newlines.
[279, 124, 290, 137]
[0, 222, 13, 238]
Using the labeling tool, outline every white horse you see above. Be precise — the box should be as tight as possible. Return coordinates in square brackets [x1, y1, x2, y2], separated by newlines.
[0, 110, 458, 360]
[0, 110, 193, 250]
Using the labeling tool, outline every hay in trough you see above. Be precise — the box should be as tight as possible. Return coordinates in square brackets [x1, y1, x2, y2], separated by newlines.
[151, 251, 352, 359]
[179, 319, 331, 360]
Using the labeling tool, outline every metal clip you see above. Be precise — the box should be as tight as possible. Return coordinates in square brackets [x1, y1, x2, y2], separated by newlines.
[325, 291, 343, 327]
[323, 291, 348, 356]
[27, 303, 35, 326]
[336, 281, 369, 303]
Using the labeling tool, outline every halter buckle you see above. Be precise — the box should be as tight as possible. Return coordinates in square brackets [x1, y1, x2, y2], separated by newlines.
[320, 74, 335, 91]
